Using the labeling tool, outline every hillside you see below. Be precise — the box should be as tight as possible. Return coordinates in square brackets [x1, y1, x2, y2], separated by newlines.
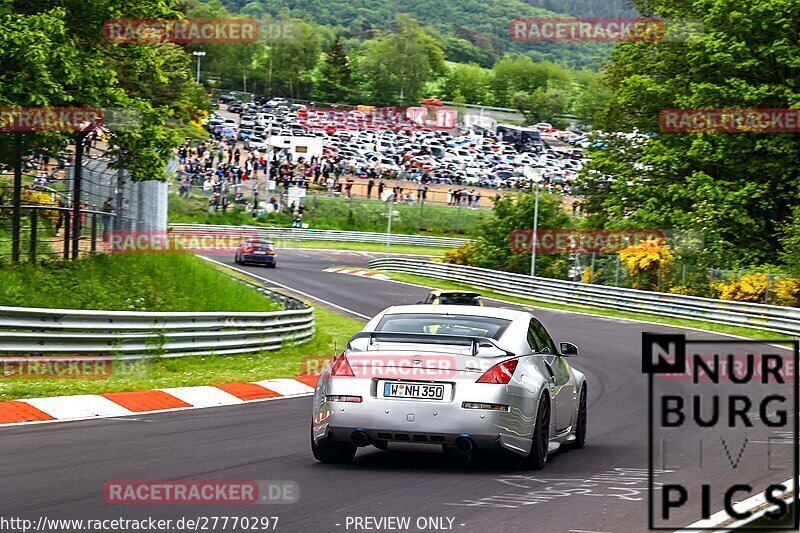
[218, 0, 639, 68]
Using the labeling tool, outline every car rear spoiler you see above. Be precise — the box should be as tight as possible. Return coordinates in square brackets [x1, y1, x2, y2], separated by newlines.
[347, 332, 513, 357]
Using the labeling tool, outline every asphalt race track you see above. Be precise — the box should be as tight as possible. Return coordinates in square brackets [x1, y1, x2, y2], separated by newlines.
[0, 249, 794, 533]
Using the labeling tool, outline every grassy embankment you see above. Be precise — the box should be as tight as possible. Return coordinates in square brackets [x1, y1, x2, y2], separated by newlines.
[0, 254, 364, 400]
[168, 190, 490, 237]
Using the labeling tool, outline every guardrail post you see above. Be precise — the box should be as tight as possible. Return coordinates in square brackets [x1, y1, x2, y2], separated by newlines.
[28, 208, 38, 263]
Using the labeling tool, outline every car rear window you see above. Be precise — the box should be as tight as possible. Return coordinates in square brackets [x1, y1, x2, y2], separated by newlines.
[375, 313, 509, 339]
[245, 242, 273, 250]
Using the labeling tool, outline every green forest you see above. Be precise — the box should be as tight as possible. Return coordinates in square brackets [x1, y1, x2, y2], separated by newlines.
[188, 0, 615, 125]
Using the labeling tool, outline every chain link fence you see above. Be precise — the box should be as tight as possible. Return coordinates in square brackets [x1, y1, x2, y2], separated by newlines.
[566, 252, 795, 306]
[0, 156, 172, 263]
[66, 158, 170, 233]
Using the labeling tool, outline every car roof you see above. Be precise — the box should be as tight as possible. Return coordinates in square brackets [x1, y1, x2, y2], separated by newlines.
[382, 304, 522, 320]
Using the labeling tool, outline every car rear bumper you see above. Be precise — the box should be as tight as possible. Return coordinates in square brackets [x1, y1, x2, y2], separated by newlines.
[312, 375, 539, 456]
[241, 253, 275, 264]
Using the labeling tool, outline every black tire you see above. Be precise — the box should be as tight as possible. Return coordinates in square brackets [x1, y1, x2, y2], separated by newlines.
[268, 262, 277, 268]
[571, 386, 587, 449]
[524, 396, 550, 470]
[311, 428, 356, 464]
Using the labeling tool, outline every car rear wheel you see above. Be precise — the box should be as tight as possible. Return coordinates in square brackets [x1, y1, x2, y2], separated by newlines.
[571, 386, 587, 449]
[311, 427, 356, 464]
[524, 396, 550, 470]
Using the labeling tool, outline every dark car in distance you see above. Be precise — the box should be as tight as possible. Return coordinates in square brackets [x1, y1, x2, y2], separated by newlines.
[234, 239, 277, 267]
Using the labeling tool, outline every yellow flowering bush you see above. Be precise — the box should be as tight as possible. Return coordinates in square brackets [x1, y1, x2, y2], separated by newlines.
[618, 237, 673, 290]
[580, 266, 597, 284]
[710, 274, 773, 303]
[443, 242, 476, 266]
[773, 278, 800, 306]
[668, 285, 693, 295]
[22, 191, 60, 222]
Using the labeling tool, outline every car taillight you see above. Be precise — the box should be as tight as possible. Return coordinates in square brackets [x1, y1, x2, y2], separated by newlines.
[331, 355, 355, 377]
[243, 247, 253, 253]
[476, 359, 518, 384]
[265, 249, 275, 255]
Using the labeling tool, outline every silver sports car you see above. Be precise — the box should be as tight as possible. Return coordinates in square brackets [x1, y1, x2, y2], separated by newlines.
[311, 305, 587, 469]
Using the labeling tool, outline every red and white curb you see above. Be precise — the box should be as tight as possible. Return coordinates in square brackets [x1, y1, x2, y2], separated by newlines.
[324, 267, 391, 280]
[0, 375, 318, 427]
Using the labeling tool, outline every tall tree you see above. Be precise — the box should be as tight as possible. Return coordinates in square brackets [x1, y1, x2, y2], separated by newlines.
[0, 0, 204, 181]
[315, 36, 352, 103]
[579, 0, 800, 268]
[358, 14, 446, 105]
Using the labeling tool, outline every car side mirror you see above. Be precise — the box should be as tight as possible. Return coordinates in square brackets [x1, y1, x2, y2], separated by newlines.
[560, 342, 579, 356]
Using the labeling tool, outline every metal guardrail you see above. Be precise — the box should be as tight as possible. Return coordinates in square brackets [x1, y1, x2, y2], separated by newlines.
[169, 224, 470, 248]
[368, 258, 800, 336]
[0, 285, 315, 359]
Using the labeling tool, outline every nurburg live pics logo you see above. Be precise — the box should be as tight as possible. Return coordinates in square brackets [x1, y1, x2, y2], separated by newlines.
[642, 333, 799, 530]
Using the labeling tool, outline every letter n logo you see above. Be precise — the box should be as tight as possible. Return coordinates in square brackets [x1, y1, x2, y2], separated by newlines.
[642, 333, 686, 374]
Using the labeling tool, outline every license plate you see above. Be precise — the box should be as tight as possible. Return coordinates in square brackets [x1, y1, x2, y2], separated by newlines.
[383, 382, 445, 400]
[253, 251, 266, 255]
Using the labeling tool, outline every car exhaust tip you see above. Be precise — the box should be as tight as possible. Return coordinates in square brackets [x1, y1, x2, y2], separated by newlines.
[454, 437, 474, 455]
[351, 430, 371, 447]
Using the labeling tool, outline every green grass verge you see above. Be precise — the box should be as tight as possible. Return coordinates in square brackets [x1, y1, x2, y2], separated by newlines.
[275, 240, 449, 256]
[0, 306, 365, 401]
[0, 253, 282, 312]
[380, 271, 795, 342]
[168, 191, 490, 237]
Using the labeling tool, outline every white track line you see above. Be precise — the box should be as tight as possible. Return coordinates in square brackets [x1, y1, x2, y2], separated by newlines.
[201, 256, 371, 320]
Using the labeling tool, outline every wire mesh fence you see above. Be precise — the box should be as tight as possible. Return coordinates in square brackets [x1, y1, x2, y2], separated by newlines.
[567, 252, 796, 306]
[170, 185, 493, 237]
[65, 158, 170, 233]
[0, 156, 171, 263]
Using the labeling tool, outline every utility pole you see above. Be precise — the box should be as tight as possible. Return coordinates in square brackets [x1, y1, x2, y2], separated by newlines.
[71, 132, 87, 260]
[385, 193, 394, 256]
[530, 179, 540, 277]
[115, 166, 125, 230]
[525, 166, 544, 277]
[10, 133, 22, 263]
[193, 51, 206, 84]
